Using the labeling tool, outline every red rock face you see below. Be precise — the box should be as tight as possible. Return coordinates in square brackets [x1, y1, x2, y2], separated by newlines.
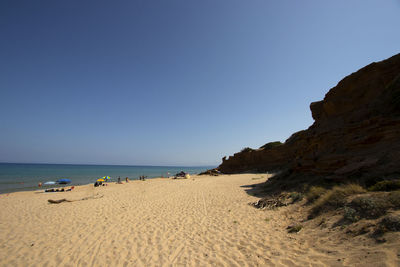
[219, 53, 400, 180]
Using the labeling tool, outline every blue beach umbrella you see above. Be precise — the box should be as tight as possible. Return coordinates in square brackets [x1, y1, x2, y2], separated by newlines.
[102, 176, 111, 181]
[57, 179, 71, 184]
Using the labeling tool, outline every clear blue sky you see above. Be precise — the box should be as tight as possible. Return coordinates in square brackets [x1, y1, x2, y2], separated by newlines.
[1, 0, 399, 166]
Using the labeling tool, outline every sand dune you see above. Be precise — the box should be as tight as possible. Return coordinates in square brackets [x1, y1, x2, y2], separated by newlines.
[0, 174, 399, 266]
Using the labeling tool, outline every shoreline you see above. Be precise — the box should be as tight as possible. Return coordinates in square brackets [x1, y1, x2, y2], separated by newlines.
[0, 163, 211, 195]
[0, 176, 171, 196]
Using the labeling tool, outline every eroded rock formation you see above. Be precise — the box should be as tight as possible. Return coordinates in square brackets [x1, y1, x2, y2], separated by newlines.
[218, 53, 400, 183]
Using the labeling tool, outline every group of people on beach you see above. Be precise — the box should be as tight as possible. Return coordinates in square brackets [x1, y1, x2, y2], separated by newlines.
[44, 186, 74, 192]
[42, 172, 187, 191]
[97, 176, 143, 186]
[116, 176, 131, 184]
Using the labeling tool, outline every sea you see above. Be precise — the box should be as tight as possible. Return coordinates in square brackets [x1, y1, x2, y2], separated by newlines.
[0, 163, 214, 194]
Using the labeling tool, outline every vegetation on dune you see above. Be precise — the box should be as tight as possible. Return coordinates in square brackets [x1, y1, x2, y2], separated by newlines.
[305, 186, 327, 203]
[247, 174, 400, 234]
[304, 181, 400, 236]
[379, 215, 400, 232]
[349, 195, 389, 220]
[288, 192, 303, 203]
[387, 190, 400, 206]
[368, 179, 400, 192]
[251, 176, 400, 239]
[309, 184, 365, 218]
[287, 224, 303, 233]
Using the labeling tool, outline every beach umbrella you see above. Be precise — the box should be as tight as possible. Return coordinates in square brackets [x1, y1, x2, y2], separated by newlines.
[97, 178, 105, 182]
[57, 178, 71, 184]
[102, 176, 111, 181]
[44, 181, 56, 185]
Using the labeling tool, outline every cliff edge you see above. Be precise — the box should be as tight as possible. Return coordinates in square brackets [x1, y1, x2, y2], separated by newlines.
[218, 53, 400, 186]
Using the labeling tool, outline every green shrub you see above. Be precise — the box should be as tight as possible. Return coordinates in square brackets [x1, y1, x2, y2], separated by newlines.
[350, 196, 388, 219]
[368, 180, 400, 192]
[343, 207, 360, 222]
[306, 186, 327, 203]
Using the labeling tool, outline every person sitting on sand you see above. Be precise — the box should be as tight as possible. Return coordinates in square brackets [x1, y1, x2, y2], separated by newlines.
[125, 177, 129, 183]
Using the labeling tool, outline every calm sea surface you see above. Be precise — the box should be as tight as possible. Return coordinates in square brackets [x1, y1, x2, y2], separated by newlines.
[0, 163, 214, 194]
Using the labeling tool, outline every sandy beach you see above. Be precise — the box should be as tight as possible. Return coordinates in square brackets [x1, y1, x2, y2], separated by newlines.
[0, 174, 399, 266]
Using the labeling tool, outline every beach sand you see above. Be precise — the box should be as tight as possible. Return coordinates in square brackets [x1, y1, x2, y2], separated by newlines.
[0, 174, 399, 266]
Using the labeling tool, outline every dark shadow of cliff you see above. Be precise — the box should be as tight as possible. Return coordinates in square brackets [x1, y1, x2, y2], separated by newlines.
[240, 168, 397, 199]
[240, 170, 344, 198]
[240, 182, 270, 198]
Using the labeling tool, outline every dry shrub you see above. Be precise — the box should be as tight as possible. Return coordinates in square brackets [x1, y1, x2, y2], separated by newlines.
[289, 192, 303, 203]
[368, 180, 400, 192]
[388, 191, 400, 207]
[306, 186, 327, 203]
[310, 184, 365, 217]
[287, 224, 303, 233]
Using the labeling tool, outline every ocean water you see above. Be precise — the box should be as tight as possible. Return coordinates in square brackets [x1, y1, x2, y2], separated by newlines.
[0, 163, 214, 194]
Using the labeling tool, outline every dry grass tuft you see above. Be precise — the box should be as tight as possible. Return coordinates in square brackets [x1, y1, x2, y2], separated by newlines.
[310, 184, 365, 218]
[368, 180, 400, 192]
[306, 186, 327, 203]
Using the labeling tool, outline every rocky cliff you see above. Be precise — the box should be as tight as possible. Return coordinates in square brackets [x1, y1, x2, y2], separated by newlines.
[218, 53, 400, 184]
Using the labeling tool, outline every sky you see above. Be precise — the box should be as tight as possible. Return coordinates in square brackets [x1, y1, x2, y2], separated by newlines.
[1, 0, 400, 166]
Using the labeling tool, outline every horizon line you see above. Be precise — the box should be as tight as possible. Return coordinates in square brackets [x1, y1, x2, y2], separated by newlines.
[0, 161, 217, 168]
